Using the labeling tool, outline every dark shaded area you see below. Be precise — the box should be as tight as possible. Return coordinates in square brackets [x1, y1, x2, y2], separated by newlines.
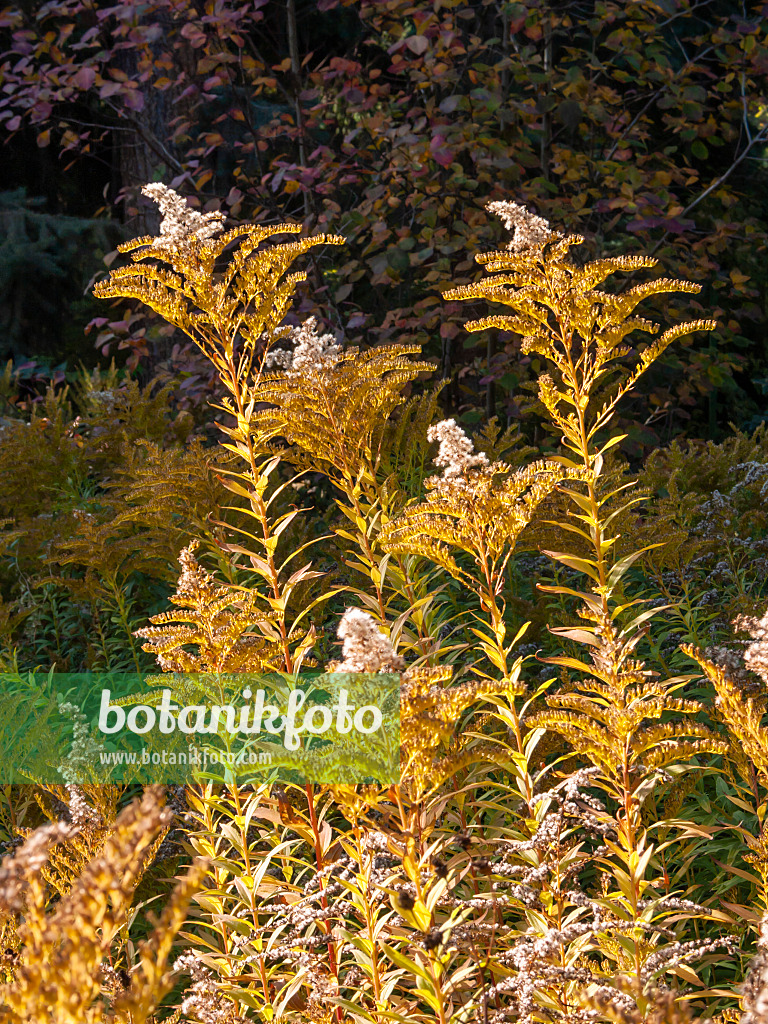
[0, 0, 766, 441]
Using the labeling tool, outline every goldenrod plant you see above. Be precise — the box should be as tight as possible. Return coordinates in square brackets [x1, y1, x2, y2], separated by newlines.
[438, 199, 732, 998]
[0, 185, 750, 1022]
[135, 540, 285, 674]
[0, 785, 209, 1024]
[684, 610, 768, 914]
[93, 185, 350, 673]
[94, 186, 459, 666]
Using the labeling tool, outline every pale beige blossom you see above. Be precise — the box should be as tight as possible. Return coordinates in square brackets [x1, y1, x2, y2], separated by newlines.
[486, 199, 560, 252]
[331, 607, 405, 673]
[142, 183, 225, 250]
[66, 785, 102, 828]
[264, 316, 341, 376]
[425, 418, 490, 493]
[735, 608, 768, 685]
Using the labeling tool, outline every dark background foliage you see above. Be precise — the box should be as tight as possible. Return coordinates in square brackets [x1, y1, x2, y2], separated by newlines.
[0, 0, 767, 446]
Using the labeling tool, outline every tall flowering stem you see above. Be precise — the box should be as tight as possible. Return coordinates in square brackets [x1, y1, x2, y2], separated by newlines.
[381, 417, 562, 683]
[251, 307, 438, 645]
[444, 200, 726, 985]
[93, 185, 345, 672]
[379, 417, 565, 819]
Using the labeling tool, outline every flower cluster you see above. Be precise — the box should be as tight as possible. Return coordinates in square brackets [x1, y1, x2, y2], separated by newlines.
[736, 607, 768, 685]
[425, 418, 490, 494]
[486, 199, 560, 252]
[142, 183, 226, 250]
[0, 819, 75, 915]
[264, 316, 342, 377]
[174, 952, 246, 1024]
[742, 915, 768, 1024]
[65, 784, 102, 828]
[57, 700, 107, 785]
[330, 607, 405, 673]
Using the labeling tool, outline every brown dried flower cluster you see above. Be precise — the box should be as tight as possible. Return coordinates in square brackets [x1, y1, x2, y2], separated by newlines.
[0, 786, 209, 1024]
[174, 952, 247, 1024]
[742, 915, 768, 1024]
[0, 820, 75, 917]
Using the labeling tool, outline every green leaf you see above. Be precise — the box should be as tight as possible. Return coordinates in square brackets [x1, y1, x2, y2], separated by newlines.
[606, 544, 664, 590]
[379, 942, 433, 984]
[537, 583, 603, 617]
[541, 549, 601, 583]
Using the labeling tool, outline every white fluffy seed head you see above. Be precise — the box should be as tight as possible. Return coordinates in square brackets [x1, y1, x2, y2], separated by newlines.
[486, 199, 560, 252]
[264, 316, 341, 376]
[142, 183, 226, 250]
[333, 608, 405, 673]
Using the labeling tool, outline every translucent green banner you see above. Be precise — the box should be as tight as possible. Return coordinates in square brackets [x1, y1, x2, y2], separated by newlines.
[0, 670, 401, 785]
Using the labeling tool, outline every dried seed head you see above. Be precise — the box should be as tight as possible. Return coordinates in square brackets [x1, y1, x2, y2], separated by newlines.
[743, 915, 768, 1024]
[425, 418, 490, 493]
[264, 317, 342, 377]
[332, 608, 406, 674]
[735, 608, 768, 685]
[142, 183, 225, 251]
[486, 199, 561, 252]
[395, 890, 415, 912]
[0, 820, 76, 915]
